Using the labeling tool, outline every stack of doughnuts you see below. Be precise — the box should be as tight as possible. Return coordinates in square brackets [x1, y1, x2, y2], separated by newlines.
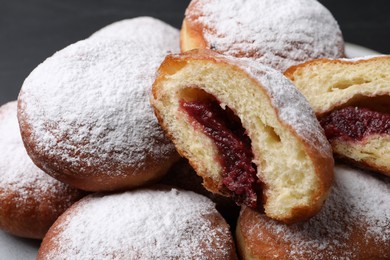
[3, 16, 237, 258]
[1, 0, 389, 258]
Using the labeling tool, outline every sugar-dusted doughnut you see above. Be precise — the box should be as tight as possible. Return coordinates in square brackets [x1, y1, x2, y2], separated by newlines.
[285, 56, 390, 175]
[18, 37, 179, 192]
[236, 165, 390, 259]
[151, 49, 334, 223]
[37, 188, 238, 259]
[90, 16, 179, 55]
[0, 101, 85, 239]
[181, 0, 345, 71]
[160, 158, 240, 227]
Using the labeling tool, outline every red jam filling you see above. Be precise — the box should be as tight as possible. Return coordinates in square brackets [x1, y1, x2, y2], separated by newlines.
[320, 106, 390, 141]
[180, 99, 261, 209]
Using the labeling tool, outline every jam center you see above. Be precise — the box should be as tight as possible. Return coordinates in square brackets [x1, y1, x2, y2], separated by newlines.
[320, 106, 390, 141]
[181, 99, 261, 209]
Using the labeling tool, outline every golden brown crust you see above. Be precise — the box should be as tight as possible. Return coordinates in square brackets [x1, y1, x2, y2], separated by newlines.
[237, 207, 299, 259]
[152, 49, 334, 223]
[181, 18, 208, 52]
[0, 101, 86, 239]
[0, 185, 85, 239]
[17, 99, 180, 192]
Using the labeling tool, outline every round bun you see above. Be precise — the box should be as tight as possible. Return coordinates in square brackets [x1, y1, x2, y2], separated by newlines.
[18, 35, 179, 191]
[0, 101, 84, 239]
[90, 16, 179, 54]
[38, 188, 237, 259]
[151, 49, 334, 223]
[285, 56, 390, 176]
[236, 165, 390, 259]
[181, 0, 345, 72]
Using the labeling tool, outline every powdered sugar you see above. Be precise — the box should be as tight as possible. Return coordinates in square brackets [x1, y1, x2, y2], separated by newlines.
[186, 0, 344, 71]
[0, 101, 79, 207]
[235, 57, 332, 155]
[41, 188, 235, 259]
[246, 165, 390, 258]
[90, 16, 180, 55]
[18, 33, 178, 178]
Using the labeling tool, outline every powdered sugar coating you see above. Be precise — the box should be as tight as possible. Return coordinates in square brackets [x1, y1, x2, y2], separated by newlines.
[0, 101, 83, 238]
[0, 101, 79, 202]
[242, 165, 390, 258]
[234, 56, 331, 155]
[39, 188, 236, 259]
[18, 36, 178, 186]
[90, 16, 180, 54]
[185, 0, 344, 71]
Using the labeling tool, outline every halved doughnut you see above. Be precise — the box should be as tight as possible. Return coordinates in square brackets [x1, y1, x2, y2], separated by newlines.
[151, 49, 334, 223]
[285, 56, 390, 175]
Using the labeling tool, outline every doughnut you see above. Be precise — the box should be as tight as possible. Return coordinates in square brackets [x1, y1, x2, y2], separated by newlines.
[236, 164, 390, 259]
[181, 0, 345, 72]
[18, 35, 180, 192]
[37, 188, 238, 259]
[0, 101, 85, 239]
[160, 158, 240, 227]
[151, 49, 334, 223]
[285, 56, 390, 176]
[90, 16, 179, 54]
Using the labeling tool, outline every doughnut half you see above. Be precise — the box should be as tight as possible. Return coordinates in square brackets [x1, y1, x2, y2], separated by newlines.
[38, 188, 237, 259]
[151, 49, 334, 223]
[0, 101, 84, 239]
[285, 56, 390, 175]
[181, 0, 345, 72]
[236, 165, 390, 259]
[18, 38, 179, 192]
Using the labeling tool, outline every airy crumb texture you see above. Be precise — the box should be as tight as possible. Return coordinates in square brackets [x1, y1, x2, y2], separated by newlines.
[38, 188, 237, 260]
[182, 0, 344, 71]
[285, 56, 390, 175]
[18, 29, 179, 191]
[285, 56, 390, 115]
[0, 101, 84, 239]
[236, 165, 390, 259]
[151, 50, 333, 223]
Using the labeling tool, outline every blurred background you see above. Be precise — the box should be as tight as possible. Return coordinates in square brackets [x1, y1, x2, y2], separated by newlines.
[1, 0, 389, 105]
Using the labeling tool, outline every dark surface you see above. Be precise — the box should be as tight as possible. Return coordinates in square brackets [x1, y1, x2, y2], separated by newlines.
[1, 0, 389, 105]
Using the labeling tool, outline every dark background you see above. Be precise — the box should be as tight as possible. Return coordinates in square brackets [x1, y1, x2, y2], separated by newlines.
[1, 0, 389, 105]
